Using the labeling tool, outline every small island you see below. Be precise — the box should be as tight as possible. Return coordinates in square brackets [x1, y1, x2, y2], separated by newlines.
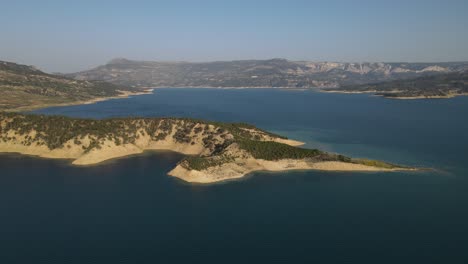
[0, 112, 412, 183]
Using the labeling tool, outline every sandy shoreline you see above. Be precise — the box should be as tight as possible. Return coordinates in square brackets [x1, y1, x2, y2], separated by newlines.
[0, 140, 411, 183]
[81, 88, 155, 104]
[321, 89, 468, 99]
[0, 127, 413, 184]
[9, 88, 154, 112]
[168, 159, 411, 184]
[320, 89, 378, 94]
[0, 126, 305, 167]
[384, 93, 468, 100]
[150, 86, 297, 89]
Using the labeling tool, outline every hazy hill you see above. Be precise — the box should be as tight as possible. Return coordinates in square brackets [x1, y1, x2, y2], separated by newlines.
[68, 58, 468, 88]
[0, 60, 134, 111]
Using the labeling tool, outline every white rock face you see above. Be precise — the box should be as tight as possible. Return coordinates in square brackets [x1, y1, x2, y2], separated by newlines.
[419, 66, 449, 73]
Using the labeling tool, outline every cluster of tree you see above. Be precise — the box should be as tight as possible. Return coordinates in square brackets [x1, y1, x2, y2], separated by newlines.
[183, 155, 235, 171]
[0, 113, 235, 153]
[173, 122, 196, 143]
[351, 159, 400, 169]
[237, 139, 334, 161]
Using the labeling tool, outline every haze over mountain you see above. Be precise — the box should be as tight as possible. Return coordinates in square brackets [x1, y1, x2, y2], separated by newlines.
[2, 1, 468, 72]
[69, 58, 468, 89]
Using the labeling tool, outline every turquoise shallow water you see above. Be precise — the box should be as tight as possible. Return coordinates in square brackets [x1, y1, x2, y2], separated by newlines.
[1, 88, 467, 263]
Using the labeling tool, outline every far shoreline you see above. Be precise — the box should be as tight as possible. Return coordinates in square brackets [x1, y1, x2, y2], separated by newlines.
[320, 89, 468, 100]
[152, 87, 468, 100]
[8, 88, 155, 112]
[8, 86, 463, 114]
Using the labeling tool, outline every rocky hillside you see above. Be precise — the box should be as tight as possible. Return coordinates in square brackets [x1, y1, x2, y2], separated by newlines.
[0, 60, 135, 111]
[68, 58, 468, 89]
[326, 71, 468, 99]
[0, 112, 408, 183]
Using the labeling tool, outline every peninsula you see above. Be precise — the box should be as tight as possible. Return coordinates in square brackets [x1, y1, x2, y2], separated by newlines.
[0, 112, 411, 183]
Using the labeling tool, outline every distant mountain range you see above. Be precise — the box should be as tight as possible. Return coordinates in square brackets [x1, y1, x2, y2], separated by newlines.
[68, 58, 468, 89]
[0, 60, 135, 111]
[2, 58, 467, 109]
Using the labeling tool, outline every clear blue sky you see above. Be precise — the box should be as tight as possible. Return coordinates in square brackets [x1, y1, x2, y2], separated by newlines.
[1, 0, 467, 72]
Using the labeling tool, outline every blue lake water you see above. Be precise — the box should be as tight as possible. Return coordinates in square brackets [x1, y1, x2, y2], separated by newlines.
[1, 88, 468, 263]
